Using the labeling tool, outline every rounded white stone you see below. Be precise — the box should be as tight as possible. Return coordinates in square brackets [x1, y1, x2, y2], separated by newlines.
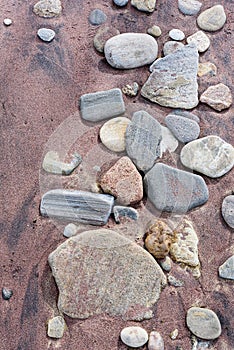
[187, 31, 210, 53]
[100, 116, 130, 152]
[37, 28, 55, 42]
[197, 5, 226, 32]
[104, 33, 158, 69]
[3, 18, 12, 26]
[169, 29, 185, 41]
[120, 326, 148, 347]
[63, 223, 78, 238]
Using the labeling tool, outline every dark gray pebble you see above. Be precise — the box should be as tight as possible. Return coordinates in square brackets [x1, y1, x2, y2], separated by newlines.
[89, 9, 107, 25]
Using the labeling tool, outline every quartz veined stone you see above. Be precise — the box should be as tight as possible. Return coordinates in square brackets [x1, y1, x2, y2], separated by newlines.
[141, 44, 199, 109]
[131, 0, 156, 13]
[104, 33, 158, 69]
[40, 189, 114, 225]
[80, 88, 125, 122]
[125, 110, 162, 171]
[48, 229, 166, 320]
[144, 163, 209, 213]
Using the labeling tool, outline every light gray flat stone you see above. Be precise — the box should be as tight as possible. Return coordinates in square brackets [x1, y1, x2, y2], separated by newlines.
[125, 110, 162, 171]
[131, 0, 156, 13]
[141, 44, 199, 109]
[165, 114, 200, 143]
[187, 31, 210, 53]
[42, 151, 82, 175]
[169, 29, 185, 41]
[88, 9, 107, 25]
[47, 316, 66, 339]
[219, 255, 234, 280]
[180, 136, 234, 178]
[63, 223, 79, 238]
[178, 0, 202, 16]
[104, 33, 158, 69]
[33, 0, 62, 18]
[40, 189, 114, 225]
[222, 195, 234, 228]
[80, 88, 125, 122]
[172, 109, 200, 122]
[197, 5, 226, 32]
[144, 163, 209, 213]
[114, 0, 128, 6]
[120, 326, 148, 347]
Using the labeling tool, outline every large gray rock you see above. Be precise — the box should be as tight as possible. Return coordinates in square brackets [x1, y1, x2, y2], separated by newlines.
[40, 189, 114, 225]
[165, 114, 200, 143]
[104, 33, 158, 69]
[222, 195, 234, 228]
[219, 255, 234, 280]
[144, 163, 209, 213]
[80, 88, 125, 122]
[125, 110, 162, 171]
[141, 44, 199, 109]
[48, 229, 166, 320]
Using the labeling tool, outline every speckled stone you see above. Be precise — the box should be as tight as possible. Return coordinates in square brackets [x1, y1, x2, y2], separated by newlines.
[165, 114, 200, 143]
[187, 31, 210, 53]
[160, 126, 179, 156]
[47, 316, 66, 338]
[48, 229, 166, 320]
[93, 25, 120, 53]
[131, 0, 156, 13]
[104, 33, 158, 69]
[169, 29, 185, 41]
[100, 117, 130, 152]
[162, 41, 184, 56]
[180, 136, 234, 178]
[122, 82, 139, 97]
[200, 83, 232, 111]
[186, 307, 222, 340]
[33, 0, 62, 18]
[178, 0, 202, 16]
[144, 163, 209, 213]
[198, 62, 217, 77]
[219, 255, 234, 280]
[88, 9, 107, 25]
[222, 195, 234, 228]
[113, 0, 128, 6]
[148, 331, 165, 350]
[37, 28, 55, 42]
[197, 5, 226, 32]
[147, 25, 162, 37]
[120, 326, 149, 347]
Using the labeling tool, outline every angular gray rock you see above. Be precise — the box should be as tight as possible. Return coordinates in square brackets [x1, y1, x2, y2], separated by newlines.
[141, 44, 199, 109]
[219, 255, 234, 280]
[104, 33, 158, 69]
[33, 0, 62, 18]
[125, 110, 162, 171]
[131, 0, 156, 13]
[80, 88, 125, 122]
[48, 229, 166, 320]
[40, 189, 114, 225]
[160, 126, 179, 156]
[148, 331, 164, 350]
[47, 316, 66, 339]
[197, 5, 226, 32]
[165, 114, 200, 143]
[222, 195, 234, 228]
[144, 163, 209, 213]
[178, 0, 202, 16]
[88, 9, 107, 25]
[113, 206, 139, 223]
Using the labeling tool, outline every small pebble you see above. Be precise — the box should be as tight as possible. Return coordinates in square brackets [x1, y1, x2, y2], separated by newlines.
[198, 62, 217, 77]
[120, 326, 148, 347]
[47, 316, 66, 339]
[170, 329, 179, 340]
[163, 41, 184, 56]
[113, 0, 128, 6]
[200, 83, 232, 111]
[147, 25, 162, 37]
[169, 29, 185, 41]
[222, 195, 234, 228]
[2, 287, 13, 300]
[165, 114, 200, 143]
[197, 5, 226, 32]
[148, 331, 164, 350]
[37, 28, 55, 42]
[89, 9, 107, 26]
[113, 206, 138, 223]
[178, 0, 202, 16]
[168, 275, 184, 287]
[63, 223, 79, 238]
[187, 31, 210, 53]
[219, 255, 234, 280]
[131, 0, 156, 13]
[100, 116, 130, 152]
[3, 18, 12, 26]
[122, 82, 139, 97]
[158, 256, 172, 272]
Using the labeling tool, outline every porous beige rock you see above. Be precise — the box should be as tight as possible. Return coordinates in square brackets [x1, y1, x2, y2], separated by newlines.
[122, 82, 139, 97]
[200, 83, 232, 111]
[131, 0, 156, 13]
[198, 62, 217, 77]
[100, 117, 130, 152]
[33, 0, 62, 18]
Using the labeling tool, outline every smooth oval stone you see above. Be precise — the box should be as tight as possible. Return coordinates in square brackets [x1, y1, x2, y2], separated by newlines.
[88, 9, 107, 25]
[100, 116, 130, 152]
[197, 5, 226, 32]
[178, 0, 202, 16]
[2, 287, 13, 300]
[148, 331, 164, 350]
[163, 41, 184, 56]
[173, 109, 200, 122]
[219, 255, 234, 280]
[3, 18, 12, 26]
[113, 0, 128, 6]
[37, 28, 55, 42]
[200, 83, 232, 111]
[187, 31, 210, 53]
[104, 33, 158, 69]
[165, 114, 200, 143]
[147, 25, 162, 37]
[169, 29, 185, 41]
[222, 195, 234, 228]
[180, 136, 234, 178]
[63, 223, 78, 238]
[186, 307, 222, 340]
[120, 326, 148, 347]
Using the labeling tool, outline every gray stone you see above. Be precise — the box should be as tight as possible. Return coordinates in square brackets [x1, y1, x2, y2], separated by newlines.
[125, 110, 162, 171]
[180, 136, 234, 178]
[200, 83, 232, 111]
[2, 288, 13, 300]
[169, 29, 185, 41]
[178, 0, 202, 16]
[33, 0, 62, 18]
[48, 229, 166, 320]
[113, 206, 139, 223]
[120, 326, 148, 347]
[158, 256, 172, 272]
[187, 31, 210, 53]
[88, 9, 107, 25]
[63, 223, 78, 238]
[168, 275, 184, 287]
[131, 0, 156, 13]
[104, 33, 158, 69]
[93, 25, 120, 53]
[113, 0, 128, 6]
[173, 109, 200, 122]
[186, 307, 222, 340]
[219, 255, 234, 280]
[147, 25, 162, 37]
[80, 88, 125, 122]
[197, 5, 226, 32]
[141, 44, 199, 109]
[165, 114, 200, 143]
[144, 163, 209, 213]
[37, 28, 55, 42]
[40, 189, 114, 225]
[47, 316, 66, 339]
[3, 18, 12, 26]
[100, 117, 130, 152]
[162, 41, 184, 56]
[42, 151, 82, 175]
[222, 195, 234, 228]
[148, 331, 164, 350]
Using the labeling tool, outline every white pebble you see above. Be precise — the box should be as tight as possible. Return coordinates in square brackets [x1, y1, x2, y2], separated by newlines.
[169, 29, 185, 41]
[120, 326, 148, 347]
[37, 28, 55, 42]
[63, 223, 78, 238]
[3, 18, 12, 26]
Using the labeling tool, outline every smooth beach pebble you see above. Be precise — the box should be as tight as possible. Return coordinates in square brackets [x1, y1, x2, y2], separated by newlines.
[197, 5, 226, 32]
[113, 0, 128, 6]
[178, 0, 202, 16]
[3, 18, 12, 26]
[147, 25, 162, 37]
[120, 326, 148, 347]
[169, 29, 185, 41]
[99, 116, 130, 152]
[37, 28, 55, 42]
[88, 9, 107, 25]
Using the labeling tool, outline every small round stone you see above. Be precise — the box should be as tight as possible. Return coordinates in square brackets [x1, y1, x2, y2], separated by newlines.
[100, 117, 130, 152]
[120, 326, 148, 347]
[187, 31, 210, 53]
[37, 28, 55, 42]
[3, 18, 12, 26]
[89, 9, 107, 26]
[113, 0, 128, 6]
[148, 331, 164, 350]
[222, 195, 234, 228]
[169, 29, 185, 41]
[147, 25, 162, 37]
[197, 5, 226, 32]
[2, 287, 13, 300]
[186, 307, 222, 340]
[163, 41, 184, 56]
[47, 316, 66, 339]
[63, 223, 78, 238]
[178, 0, 202, 16]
